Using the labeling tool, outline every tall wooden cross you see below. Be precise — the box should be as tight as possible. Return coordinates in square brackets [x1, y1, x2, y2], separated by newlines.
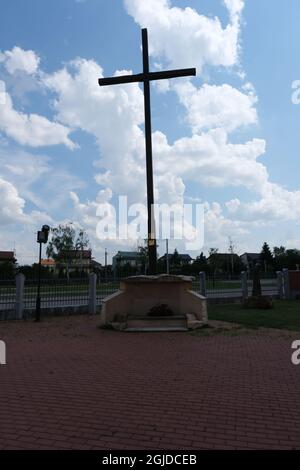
[98, 28, 196, 274]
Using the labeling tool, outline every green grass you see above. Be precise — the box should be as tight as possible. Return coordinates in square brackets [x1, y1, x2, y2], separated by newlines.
[209, 300, 300, 331]
[206, 281, 240, 289]
[0, 282, 120, 297]
[1, 279, 277, 296]
[189, 325, 251, 337]
[205, 280, 276, 290]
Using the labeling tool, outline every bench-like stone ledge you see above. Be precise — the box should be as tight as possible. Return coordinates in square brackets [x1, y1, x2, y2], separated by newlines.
[100, 274, 208, 332]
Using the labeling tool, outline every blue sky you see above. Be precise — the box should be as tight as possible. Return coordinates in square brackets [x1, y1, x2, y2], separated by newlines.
[1, 0, 300, 264]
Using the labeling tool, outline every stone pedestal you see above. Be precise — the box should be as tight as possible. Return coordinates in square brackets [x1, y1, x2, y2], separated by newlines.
[288, 271, 300, 300]
[100, 274, 208, 331]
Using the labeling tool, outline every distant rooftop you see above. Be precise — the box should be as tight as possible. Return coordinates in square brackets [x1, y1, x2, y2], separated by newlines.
[241, 253, 260, 258]
[208, 253, 239, 258]
[0, 251, 16, 261]
[60, 250, 92, 259]
[113, 251, 140, 259]
[159, 253, 193, 261]
[41, 258, 55, 266]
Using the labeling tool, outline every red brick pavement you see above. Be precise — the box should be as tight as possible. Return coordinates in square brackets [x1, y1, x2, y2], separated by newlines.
[0, 316, 300, 450]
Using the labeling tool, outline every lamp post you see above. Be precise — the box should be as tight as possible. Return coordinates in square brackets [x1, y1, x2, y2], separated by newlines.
[105, 248, 108, 283]
[35, 225, 50, 322]
[166, 239, 169, 274]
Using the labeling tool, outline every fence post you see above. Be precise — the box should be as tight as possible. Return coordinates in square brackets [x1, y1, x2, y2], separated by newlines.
[276, 271, 284, 299]
[282, 269, 290, 300]
[241, 271, 248, 301]
[89, 273, 97, 315]
[15, 273, 25, 320]
[199, 271, 206, 297]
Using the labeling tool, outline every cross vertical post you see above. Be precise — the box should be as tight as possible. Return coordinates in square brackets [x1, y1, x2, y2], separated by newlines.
[142, 28, 157, 274]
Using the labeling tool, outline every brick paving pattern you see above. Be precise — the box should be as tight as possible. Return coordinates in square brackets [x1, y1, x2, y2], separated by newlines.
[0, 316, 300, 450]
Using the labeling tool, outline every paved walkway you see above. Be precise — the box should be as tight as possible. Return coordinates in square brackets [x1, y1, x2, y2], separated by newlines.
[0, 316, 300, 450]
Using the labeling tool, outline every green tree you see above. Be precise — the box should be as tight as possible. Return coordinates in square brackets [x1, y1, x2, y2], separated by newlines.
[137, 240, 148, 274]
[260, 242, 274, 273]
[271, 246, 300, 271]
[193, 252, 208, 273]
[75, 229, 90, 251]
[286, 249, 300, 270]
[273, 246, 286, 271]
[208, 248, 220, 286]
[46, 224, 89, 259]
[171, 248, 180, 266]
[18, 264, 52, 279]
[46, 224, 89, 278]
[75, 229, 90, 276]
[208, 248, 219, 273]
[46, 224, 76, 260]
[0, 261, 16, 278]
[273, 246, 286, 257]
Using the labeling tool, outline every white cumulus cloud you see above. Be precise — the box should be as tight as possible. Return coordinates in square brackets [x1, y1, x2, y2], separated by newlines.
[0, 176, 52, 226]
[0, 91, 76, 149]
[223, 0, 245, 19]
[175, 81, 257, 134]
[0, 46, 40, 75]
[124, 0, 244, 72]
[42, 59, 147, 201]
[153, 129, 267, 193]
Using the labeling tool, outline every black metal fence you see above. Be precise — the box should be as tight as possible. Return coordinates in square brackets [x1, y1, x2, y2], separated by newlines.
[0, 272, 280, 320]
[23, 277, 90, 310]
[205, 275, 242, 299]
[247, 276, 278, 297]
[96, 273, 278, 299]
[0, 278, 15, 312]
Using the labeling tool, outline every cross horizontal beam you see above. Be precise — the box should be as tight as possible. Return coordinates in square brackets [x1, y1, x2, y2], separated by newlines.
[98, 68, 196, 87]
[98, 27, 196, 274]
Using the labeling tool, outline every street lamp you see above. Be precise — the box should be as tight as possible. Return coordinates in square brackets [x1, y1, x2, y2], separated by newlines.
[35, 225, 50, 322]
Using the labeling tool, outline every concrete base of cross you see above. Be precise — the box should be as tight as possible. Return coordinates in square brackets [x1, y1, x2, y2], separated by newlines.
[100, 274, 208, 332]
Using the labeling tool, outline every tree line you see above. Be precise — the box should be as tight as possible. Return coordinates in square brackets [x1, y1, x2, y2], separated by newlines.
[1, 222, 300, 278]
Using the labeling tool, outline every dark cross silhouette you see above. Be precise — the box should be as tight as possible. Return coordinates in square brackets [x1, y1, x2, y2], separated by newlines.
[98, 28, 196, 274]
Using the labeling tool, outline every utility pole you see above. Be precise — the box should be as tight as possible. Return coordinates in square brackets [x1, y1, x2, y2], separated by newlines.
[166, 239, 169, 274]
[228, 237, 235, 277]
[35, 225, 50, 322]
[105, 248, 108, 282]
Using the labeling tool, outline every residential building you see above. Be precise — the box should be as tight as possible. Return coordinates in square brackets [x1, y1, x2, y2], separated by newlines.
[56, 249, 93, 275]
[41, 258, 56, 272]
[112, 251, 143, 270]
[158, 253, 193, 266]
[41, 258, 55, 270]
[0, 251, 16, 265]
[0, 251, 16, 277]
[240, 253, 260, 270]
[41, 253, 103, 277]
[207, 252, 242, 274]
